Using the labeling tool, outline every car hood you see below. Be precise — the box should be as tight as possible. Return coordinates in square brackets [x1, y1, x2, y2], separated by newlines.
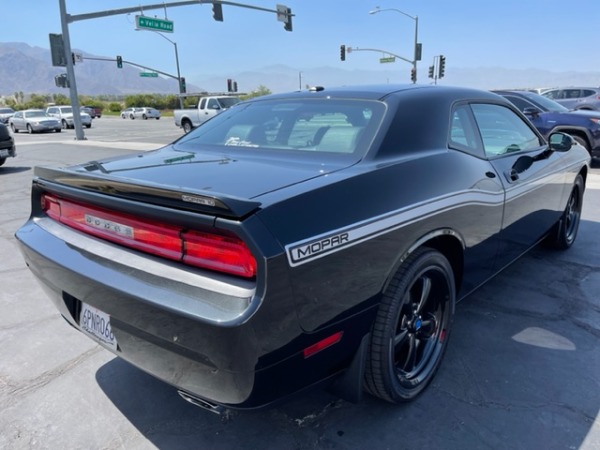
[566, 109, 600, 119]
[65, 145, 351, 200]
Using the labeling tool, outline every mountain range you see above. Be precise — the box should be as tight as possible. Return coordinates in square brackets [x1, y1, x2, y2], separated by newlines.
[1, 42, 599, 97]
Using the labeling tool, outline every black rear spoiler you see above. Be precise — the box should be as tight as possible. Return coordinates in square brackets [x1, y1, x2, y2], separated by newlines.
[33, 166, 262, 219]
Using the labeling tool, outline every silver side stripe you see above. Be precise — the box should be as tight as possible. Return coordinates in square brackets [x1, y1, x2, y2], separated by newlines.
[285, 189, 504, 267]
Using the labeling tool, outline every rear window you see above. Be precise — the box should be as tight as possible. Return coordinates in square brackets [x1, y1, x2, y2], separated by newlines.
[176, 98, 384, 157]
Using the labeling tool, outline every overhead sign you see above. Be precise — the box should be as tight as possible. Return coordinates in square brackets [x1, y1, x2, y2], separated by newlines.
[49, 33, 66, 67]
[135, 15, 174, 33]
[140, 72, 159, 78]
[379, 57, 396, 63]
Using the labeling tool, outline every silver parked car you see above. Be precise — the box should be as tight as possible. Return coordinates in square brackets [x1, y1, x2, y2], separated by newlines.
[0, 107, 15, 124]
[121, 107, 161, 120]
[541, 87, 600, 111]
[9, 109, 62, 134]
[46, 105, 92, 129]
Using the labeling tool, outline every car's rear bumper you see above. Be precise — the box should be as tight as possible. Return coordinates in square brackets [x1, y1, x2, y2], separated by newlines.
[15, 216, 362, 408]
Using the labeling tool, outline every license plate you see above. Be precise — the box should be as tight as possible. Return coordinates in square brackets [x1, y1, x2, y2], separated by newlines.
[79, 303, 118, 351]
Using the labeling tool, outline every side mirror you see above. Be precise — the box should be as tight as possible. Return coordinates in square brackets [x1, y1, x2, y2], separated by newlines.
[523, 107, 539, 118]
[548, 132, 573, 152]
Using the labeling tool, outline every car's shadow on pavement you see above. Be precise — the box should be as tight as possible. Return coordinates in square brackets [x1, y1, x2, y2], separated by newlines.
[0, 166, 31, 174]
[95, 220, 600, 450]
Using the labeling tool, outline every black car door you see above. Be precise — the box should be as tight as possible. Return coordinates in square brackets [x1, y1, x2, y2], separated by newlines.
[470, 103, 567, 267]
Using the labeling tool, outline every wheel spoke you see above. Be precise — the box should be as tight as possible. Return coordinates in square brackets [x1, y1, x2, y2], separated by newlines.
[415, 275, 431, 314]
[401, 334, 417, 371]
[393, 328, 409, 348]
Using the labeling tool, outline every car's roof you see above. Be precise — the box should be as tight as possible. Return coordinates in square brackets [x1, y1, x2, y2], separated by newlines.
[260, 84, 504, 103]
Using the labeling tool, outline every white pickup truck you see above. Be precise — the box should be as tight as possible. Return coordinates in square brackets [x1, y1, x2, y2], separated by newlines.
[173, 95, 241, 133]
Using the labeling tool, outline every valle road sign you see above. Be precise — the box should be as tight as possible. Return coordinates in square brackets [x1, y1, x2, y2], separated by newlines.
[135, 15, 174, 33]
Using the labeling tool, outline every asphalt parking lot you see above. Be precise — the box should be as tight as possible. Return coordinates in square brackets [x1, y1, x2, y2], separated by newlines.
[1, 117, 599, 449]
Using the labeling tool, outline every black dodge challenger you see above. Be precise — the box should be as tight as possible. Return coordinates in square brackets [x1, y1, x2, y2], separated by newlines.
[16, 85, 590, 412]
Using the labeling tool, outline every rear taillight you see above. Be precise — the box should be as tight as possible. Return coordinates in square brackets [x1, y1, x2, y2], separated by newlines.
[41, 193, 256, 278]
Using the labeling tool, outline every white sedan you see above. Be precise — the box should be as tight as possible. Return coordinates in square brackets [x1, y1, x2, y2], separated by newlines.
[120, 107, 161, 120]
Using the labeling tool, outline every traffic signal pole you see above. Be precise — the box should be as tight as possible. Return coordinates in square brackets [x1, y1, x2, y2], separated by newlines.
[59, 0, 85, 140]
[57, 0, 294, 139]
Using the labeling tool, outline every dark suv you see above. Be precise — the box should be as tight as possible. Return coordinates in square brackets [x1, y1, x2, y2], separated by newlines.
[0, 122, 16, 166]
[494, 90, 600, 158]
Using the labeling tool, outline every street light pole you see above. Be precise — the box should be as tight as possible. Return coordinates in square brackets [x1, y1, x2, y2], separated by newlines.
[139, 29, 183, 108]
[369, 7, 419, 84]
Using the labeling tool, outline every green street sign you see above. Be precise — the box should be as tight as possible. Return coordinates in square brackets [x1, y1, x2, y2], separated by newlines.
[140, 72, 159, 78]
[379, 57, 396, 64]
[135, 15, 174, 33]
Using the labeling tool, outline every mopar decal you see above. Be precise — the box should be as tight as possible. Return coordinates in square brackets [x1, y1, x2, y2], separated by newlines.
[288, 233, 350, 264]
[285, 189, 506, 267]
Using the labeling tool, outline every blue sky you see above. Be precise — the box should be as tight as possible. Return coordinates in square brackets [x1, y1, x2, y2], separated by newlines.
[3, 0, 600, 88]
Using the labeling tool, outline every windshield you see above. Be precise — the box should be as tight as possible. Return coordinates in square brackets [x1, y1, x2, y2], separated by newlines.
[26, 111, 48, 118]
[217, 97, 242, 109]
[175, 98, 384, 158]
[59, 107, 73, 114]
[0, 108, 14, 114]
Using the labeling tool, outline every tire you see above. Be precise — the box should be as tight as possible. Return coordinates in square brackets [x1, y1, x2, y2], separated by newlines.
[121, 114, 126, 119]
[364, 247, 455, 403]
[27, 124, 33, 134]
[56, 128, 61, 133]
[85, 124, 91, 128]
[130, 114, 135, 120]
[156, 117, 160, 120]
[61, 120, 68, 130]
[10, 123, 18, 133]
[0, 157, 5, 167]
[572, 136, 590, 153]
[182, 121, 192, 134]
[547, 174, 584, 250]
[142, 114, 147, 120]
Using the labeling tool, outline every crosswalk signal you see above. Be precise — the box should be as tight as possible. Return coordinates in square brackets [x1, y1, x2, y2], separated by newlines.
[116, 55, 123, 69]
[340, 44, 346, 61]
[439, 55, 446, 79]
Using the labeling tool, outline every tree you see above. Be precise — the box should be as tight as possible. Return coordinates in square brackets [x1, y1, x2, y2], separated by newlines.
[240, 85, 271, 100]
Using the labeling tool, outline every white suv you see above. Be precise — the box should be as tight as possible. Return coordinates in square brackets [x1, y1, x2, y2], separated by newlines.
[46, 106, 92, 129]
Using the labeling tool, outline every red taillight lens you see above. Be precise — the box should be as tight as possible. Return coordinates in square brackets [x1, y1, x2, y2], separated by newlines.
[41, 193, 256, 278]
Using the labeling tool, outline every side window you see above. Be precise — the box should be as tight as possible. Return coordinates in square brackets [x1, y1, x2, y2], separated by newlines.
[543, 90, 557, 100]
[582, 89, 595, 98]
[565, 89, 580, 99]
[207, 99, 220, 110]
[199, 98, 207, 110]
[504, 96, 538, 113]
[471, 104, 542, 158]
[449, 105, 481, 155]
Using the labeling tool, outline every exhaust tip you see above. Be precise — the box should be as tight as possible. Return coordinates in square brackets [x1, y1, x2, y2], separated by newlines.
[177, 390, 226, 415]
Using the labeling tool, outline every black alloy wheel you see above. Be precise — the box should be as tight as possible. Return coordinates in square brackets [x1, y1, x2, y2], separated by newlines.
[549, 174, 584, 250]
[364, 247, 455, 403]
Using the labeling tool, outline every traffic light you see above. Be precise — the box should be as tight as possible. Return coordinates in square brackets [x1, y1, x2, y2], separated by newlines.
[180, 77, 186, 94]
[410, 68, 416, 83]
[439, 55, 446, 79]
[227, 78, 233, 92]
[283, 7, 292, 31]
[340, 45, 346, 61]
[212, 2, 223, 21]
[116, 55, 123, 69]
[428, 65, 435, 79]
